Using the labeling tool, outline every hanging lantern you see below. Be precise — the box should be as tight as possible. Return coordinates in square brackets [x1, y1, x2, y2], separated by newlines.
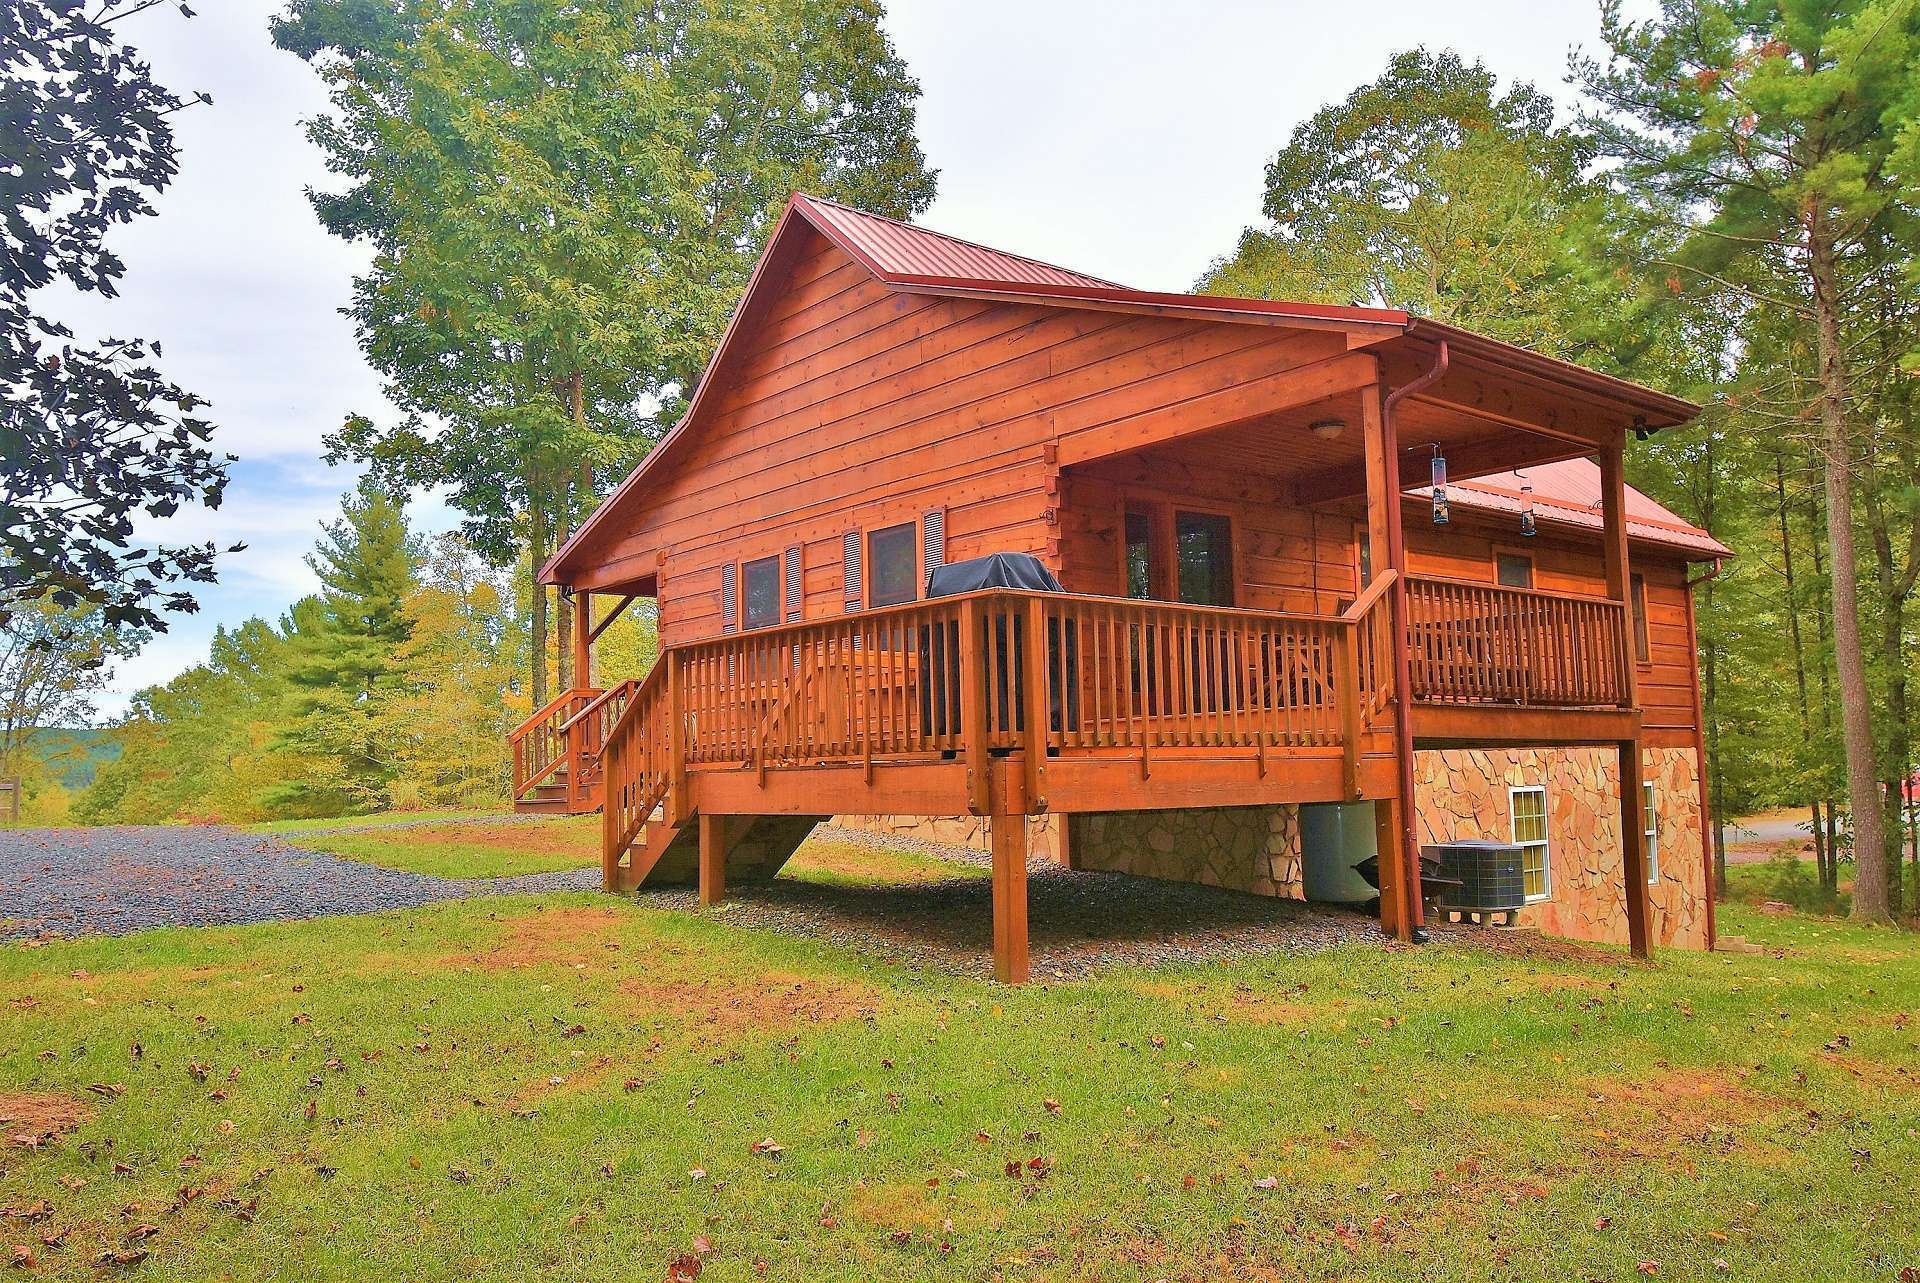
[1430, 446, 1449, 526]
[1519, 474, 1537, 538]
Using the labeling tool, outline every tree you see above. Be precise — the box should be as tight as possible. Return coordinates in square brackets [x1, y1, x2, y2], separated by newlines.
[0, 596, 143, 779]
[373, 532, 522, 808]
[1199, 48, 1629, 360]
[1578, 0, 1920, 922]
[266, 479, 420, 813]
[271, 0, 937, 704]
[0, 0, 236, 632]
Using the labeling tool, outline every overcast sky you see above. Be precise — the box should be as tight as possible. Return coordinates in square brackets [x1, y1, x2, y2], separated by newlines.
[72, 0, 1622, 716]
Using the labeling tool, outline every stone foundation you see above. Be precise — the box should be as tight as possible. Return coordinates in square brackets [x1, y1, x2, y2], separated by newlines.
[833, 812, 1061, 858]
[1412, 745, 1708, 949]
[1067, 805, 1303, 897]
[835, 744, 1709, 951]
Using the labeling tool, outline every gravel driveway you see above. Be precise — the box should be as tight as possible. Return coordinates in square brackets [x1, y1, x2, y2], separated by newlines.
[0, 825, 597, 941]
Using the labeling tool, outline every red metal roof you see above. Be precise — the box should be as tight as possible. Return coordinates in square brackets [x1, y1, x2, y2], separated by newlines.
[1421, 458, 1730, 559]
[796, 194, 1121, 290]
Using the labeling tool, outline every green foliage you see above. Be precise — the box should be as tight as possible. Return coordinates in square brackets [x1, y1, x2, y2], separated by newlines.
[1, 0, 236, 633]
[269, 0, 939, 695]
[265, 480, 422, 815]
[1198, 49, 1620, 359]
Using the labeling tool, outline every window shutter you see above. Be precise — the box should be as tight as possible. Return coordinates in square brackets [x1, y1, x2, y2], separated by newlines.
[922, 507, 946, 586]
[782, 545, 802, 623]
[843, 530, 863, 611]
[720, 562, 738, 634]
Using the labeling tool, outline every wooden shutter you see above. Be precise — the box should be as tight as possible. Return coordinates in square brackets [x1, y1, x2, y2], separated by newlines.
[720, 562, 738, 634]
[782, 545, 802, 623]
[843, 530, 863, 611]
[922, 507, 946, 587]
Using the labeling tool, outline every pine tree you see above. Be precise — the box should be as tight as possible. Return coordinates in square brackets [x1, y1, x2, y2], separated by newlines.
[267, 480, 420, 814]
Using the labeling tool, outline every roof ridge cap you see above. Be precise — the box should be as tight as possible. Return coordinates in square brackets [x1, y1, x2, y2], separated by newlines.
[794, 191, 1126, 289]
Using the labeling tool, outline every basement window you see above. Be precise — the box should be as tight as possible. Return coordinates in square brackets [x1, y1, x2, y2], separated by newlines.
[1644, 781, 1659, 884]
[1510, 785, 1550, 901]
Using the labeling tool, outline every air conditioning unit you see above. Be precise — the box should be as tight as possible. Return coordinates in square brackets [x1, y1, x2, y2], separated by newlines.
[1427, 841, 1526, 926]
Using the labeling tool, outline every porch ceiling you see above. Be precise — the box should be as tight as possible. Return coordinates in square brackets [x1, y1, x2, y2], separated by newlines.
[1097, 384, 1602, 508]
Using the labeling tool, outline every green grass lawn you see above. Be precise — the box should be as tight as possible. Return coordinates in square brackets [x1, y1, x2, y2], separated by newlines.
[1, 890, 1915, 1281]
[276, 815, 988, 884]
[243, 807, 508, 837]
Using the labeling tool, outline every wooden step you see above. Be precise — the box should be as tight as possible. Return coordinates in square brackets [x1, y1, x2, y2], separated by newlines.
[612, 813, 827, 891]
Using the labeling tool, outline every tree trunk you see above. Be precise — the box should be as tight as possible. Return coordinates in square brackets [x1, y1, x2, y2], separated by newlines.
[557, 590, 573, 692]
[529, 492, 550, 710]
[1773, 452, 1825, 880]
[1704, 574, 1726, 897]
[1809, 222, 1890, 922]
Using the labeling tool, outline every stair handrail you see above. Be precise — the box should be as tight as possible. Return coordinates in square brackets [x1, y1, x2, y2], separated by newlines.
[598, 660, 674, 885]
[556, 679, 636, 737]
[509, 686, 597, 743]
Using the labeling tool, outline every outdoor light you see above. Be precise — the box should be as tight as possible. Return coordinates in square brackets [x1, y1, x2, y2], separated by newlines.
[1430, 445, 1449, 525]
[1519, 473, 1537, 538]
[1309, 417, 1346, 441]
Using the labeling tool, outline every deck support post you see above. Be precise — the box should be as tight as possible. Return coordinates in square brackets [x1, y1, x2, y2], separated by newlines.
[1619, 741, 1652, 958]
[1372, 794, 1410, 941]
[699, 812, 729, 906]
[1598, 441, 1641, 711]
[991, 813, 1030, 984]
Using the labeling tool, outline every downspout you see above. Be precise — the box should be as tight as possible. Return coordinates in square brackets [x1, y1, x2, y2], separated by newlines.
[1381, 339, 1449, 943]
[1685, 557, 1723, 950]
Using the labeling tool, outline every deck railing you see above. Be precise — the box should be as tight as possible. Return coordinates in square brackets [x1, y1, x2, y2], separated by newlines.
[509, 686, 597, 801]
[595, 586, 1401, 872]
[1404, 574, 1629, 708]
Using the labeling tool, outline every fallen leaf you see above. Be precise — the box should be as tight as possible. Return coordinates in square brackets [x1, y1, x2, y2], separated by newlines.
[1253, 1176, 1279, 1190]
[749, 1138, 783, 1157]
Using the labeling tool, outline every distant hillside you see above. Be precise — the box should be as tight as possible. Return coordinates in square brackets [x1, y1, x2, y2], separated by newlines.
[17, 728, 121, 790]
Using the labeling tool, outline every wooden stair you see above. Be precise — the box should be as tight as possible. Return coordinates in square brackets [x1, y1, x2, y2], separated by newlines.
[513, 768, 602, 815]
[613, 811, 826, 891]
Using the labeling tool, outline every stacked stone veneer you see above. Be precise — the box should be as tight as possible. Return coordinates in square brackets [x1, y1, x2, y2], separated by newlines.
[1067, 805, 1304, 897]
[1413, 744, 1708, 949]
[832, 745, 1708, 950]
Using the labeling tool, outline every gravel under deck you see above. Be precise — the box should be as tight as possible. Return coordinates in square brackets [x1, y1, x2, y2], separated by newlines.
[1, 822, 1560, 981]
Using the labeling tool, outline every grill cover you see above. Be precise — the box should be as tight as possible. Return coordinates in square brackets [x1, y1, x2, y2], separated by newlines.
[925, 552, 1062, 598]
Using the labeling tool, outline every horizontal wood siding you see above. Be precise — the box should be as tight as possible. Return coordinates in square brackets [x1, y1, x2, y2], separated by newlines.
[570, 230, 1364, 646]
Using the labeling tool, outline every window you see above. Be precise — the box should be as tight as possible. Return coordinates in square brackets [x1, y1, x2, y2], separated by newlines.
[1643, 780, 1659, 883]
[1358, 533, 1373, 587]
[1175, 511, 1233, 606]
[740, 554, 780, 630]
[867, 521, 918, 607]
[1510, 785, 1550, 901]
[1125, 508, 1155, 599]
[1631, 572, 1651, 664]
[1496, 553, 1534, 589]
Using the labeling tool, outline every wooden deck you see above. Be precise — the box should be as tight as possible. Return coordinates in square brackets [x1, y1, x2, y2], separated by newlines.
[505, 573, 1651, 979]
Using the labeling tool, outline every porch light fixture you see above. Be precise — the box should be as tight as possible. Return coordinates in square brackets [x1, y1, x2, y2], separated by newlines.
[1308, 417, 1346, 440]
[1518, 473, 1537, 538]
[1430, 444, 1449, 526]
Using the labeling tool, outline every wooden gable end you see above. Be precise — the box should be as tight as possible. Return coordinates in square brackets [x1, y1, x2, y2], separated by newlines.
[565, 227, 1377, 646]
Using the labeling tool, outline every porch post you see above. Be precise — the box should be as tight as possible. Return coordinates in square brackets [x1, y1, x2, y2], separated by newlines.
[1597, 441, 1640, 710]
[1362, 374, 1420, 941]
[991, 813, 1030, 984]
[1619, 741, 1652, 958]
[573, 589, 593, 690]
[1601, 439, 1651, 957]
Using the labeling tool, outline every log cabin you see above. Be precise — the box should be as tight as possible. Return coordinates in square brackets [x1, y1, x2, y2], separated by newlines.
[514, 193, 1729, 982]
